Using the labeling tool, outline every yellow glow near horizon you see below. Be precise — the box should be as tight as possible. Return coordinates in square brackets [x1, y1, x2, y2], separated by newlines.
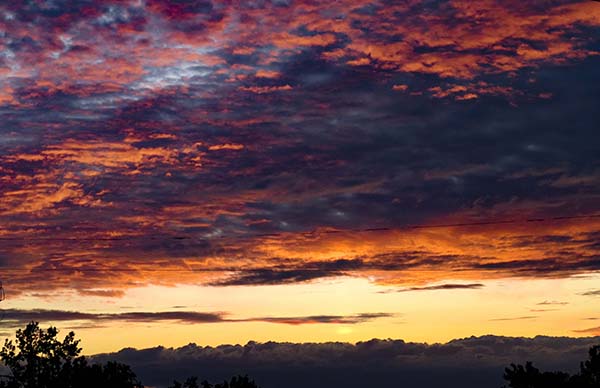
[2, 274, 599, 354]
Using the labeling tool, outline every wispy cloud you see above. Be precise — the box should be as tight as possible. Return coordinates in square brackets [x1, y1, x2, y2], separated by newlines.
[489, 316, 538, 322]
[0, 309, 394, 328]
[244, 313, 395, 326]
[573, 326, 600, 335]
[536, 300, 570, 306]
[579, 290, 600, 297]
[383, 283, 484, 293]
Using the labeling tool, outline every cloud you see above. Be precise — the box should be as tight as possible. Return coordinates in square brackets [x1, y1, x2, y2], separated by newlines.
[0, 309, 223, 328]
[211, 268, 348, 286]
[579, 290, 600, 296]
[90, 335, 600, 388]
[77, 289, 126, 298]
[490, 316, 539, 322]
[246, 313, 395, 325]
[0, 0, 599, 297]
[237, 85, 293, 94]
[0, 309, 392, 328]
[384, 283, 484, 293]
[573, 326, 600, 335]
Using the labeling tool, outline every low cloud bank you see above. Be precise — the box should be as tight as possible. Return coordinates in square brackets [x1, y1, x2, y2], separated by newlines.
[92, 335, 600, 388]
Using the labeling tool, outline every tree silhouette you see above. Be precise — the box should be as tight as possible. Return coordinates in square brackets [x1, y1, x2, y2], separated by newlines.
[0, 322, 262, 388]
[168, 376, 202, 388]
[503, 362, 570, 388]
[570, 345, 600, 387]
[215, 375, 259, 388]
[168, 375, 259, 388]
[71, 361, 144, 388]
[503, 345, 600, 388]
[0, 322, 143, 388]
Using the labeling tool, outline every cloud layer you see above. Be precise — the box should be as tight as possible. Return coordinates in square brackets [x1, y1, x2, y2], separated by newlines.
[0, 309, 395, 328]
[0, 309, 394, 329]
[91, 335, 600, 388]
[0, 0, 600, 296]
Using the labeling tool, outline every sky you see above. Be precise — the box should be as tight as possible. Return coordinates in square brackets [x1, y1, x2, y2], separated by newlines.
[0, 0, 600, 359]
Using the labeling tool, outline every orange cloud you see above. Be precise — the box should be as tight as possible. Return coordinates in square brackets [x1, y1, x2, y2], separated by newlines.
[0, 182, 96, 216]
[208, 143, 245, 151]
[255, 70, 281, 79]
[238, 85, 292, 94]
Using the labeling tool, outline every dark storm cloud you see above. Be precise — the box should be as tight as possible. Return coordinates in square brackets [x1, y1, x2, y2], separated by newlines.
[90, 335, 600, 388]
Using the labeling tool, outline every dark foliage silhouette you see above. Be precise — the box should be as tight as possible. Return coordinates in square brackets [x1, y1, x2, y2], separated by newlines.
[0, 322, 262, 388]
[168, 375, 259, 388]
[0, 322, 143, 388]
[503, 345, 600, 388]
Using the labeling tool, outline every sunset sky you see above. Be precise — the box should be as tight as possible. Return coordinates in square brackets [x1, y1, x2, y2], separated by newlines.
[1, 0, 600, 356]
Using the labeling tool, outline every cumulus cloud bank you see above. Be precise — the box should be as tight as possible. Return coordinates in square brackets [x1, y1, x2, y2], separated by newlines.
[91, 335, 600, 388]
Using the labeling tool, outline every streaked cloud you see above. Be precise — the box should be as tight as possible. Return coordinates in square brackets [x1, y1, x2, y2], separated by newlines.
[0, 309, 393, 328]
[580, 290, 600, 296]
[490, 316, 539, 322]
[382, 283, 484, 293]
[573, 326, 600, 335]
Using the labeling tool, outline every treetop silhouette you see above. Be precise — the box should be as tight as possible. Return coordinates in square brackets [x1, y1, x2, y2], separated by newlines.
[0, 322, 260, 388]
[504, 345, 600, 388]
[0, 322, 142, 388]
[168, 375, 259, 388]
